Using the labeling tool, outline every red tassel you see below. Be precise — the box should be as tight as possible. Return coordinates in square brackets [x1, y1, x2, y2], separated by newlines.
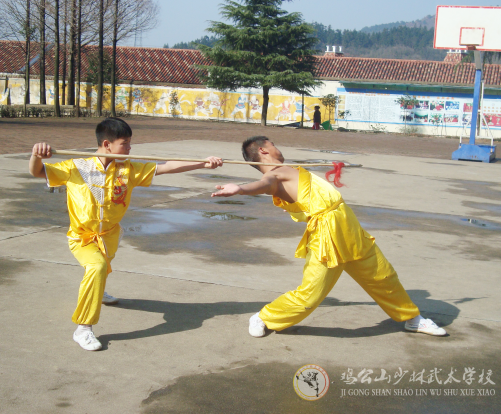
[325, 162, 346, 188]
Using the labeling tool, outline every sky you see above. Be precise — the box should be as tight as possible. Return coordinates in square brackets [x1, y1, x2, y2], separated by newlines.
[135, 0, 500, 49]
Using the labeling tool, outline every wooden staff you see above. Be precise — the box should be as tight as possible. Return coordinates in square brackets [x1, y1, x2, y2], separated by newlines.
[51, 149, 362, 168]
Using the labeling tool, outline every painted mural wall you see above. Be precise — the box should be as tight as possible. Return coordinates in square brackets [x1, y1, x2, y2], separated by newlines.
[336, 87, 501, 137]
[111, 85, 324, 124]
[3, 75, 500, 138]
[1, 77, 334, 125]
[0, 78, 7, 104]
[0, 77, 55, 105]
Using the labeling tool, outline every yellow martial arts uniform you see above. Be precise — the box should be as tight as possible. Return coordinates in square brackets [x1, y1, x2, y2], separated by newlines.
[45, 157, 157, 325]
[259, 167, 420, 331]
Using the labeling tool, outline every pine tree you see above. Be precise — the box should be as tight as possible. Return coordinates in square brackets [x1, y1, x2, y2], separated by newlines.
[197, 0, 321, 126]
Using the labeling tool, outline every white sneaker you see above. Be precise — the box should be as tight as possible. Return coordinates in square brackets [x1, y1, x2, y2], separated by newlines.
[73, 331, 102, 351]
[102, 291, 119, 305]
[249, 312, 266, 337]
[405, 318, 447, 336]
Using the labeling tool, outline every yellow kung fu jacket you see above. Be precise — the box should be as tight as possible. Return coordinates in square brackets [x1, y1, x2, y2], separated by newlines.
[273, 167, 375, 268]
[44, 157, 157, 272]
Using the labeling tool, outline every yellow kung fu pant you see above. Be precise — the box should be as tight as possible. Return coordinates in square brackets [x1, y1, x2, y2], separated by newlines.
[69, 238, 118, 325]
[259, 244, 420, 331]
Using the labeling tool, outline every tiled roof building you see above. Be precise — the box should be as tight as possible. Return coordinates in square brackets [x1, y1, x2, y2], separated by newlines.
[1, 40, 501, 88]
[0, 41, 209, 85]
[314, 55, 501, 88]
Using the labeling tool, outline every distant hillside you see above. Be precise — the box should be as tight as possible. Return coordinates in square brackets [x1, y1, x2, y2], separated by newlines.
[361, 15, 435, 33]
[167, 17, 446, 61]
[312, 23, 446, 61]
[166, 36, 218, 50]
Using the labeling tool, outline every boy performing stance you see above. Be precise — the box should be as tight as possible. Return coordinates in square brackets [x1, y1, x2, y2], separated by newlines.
[29, 118, 223, 351]
[211, 136, 446, 338]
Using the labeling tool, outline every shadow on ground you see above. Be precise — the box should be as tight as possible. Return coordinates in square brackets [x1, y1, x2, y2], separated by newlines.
[279, 289, 463, 338]
[0, 257, 33, 285]
[98, 300, 269, 349]
[99, 289, 469, 348]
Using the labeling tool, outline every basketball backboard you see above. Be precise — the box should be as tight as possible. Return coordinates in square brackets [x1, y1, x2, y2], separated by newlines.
[434, 6, 501, 51]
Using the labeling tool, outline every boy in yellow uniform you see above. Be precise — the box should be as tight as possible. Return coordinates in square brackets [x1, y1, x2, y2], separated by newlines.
[29, 118, 223, 351]
[211, 136, 446, 337]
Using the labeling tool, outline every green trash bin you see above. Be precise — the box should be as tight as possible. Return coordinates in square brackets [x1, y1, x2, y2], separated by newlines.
[321, 120, 333, 130]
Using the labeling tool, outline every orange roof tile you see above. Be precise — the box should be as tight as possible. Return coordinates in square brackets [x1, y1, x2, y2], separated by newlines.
[314, 55, 501, 87]
[1, 41, 501, 88]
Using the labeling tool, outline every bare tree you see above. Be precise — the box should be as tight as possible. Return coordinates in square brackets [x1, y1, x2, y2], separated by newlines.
[39, 0, 47, 104]
[24, 0, 32, 110]
[0, 0, 36, 107]
[75, 0, 82, 115]
[95, 0, 158, 115]
[67, 0, 77, 105]
[96, 0, 104, 116]
[110, 0, 118, 116]
[109, 0, 158, 115]
[1, 0, 158, 116]
[0, 1, 32, 41]
[61, 0, 67, 104]
[112, 0, 158, 43]
[54, 0, 61, 116]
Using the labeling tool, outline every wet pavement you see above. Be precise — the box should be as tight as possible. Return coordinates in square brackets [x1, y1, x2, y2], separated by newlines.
[0, 139, 500, 413]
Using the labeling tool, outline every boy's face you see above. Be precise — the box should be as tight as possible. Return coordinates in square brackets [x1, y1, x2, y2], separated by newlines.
[262, 140, 284, 163]
[102, 137, 131, 155]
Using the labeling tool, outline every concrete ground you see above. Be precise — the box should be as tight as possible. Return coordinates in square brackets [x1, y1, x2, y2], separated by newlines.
[0, 124, 500, 413]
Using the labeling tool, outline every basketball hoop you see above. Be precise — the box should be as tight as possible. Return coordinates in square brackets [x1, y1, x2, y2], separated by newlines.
[434, 5, 499, 162]
[434, 6, 501, 52]
[459, 27, 484, 49]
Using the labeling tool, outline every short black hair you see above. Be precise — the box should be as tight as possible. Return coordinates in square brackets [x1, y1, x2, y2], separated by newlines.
[96, 117, 132, 146]
[242, 136, 269, 170]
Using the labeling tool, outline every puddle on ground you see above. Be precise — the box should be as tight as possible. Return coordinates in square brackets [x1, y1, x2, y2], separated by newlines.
[354, 205, 501, 262]
[460, 218, 489, 228]
[291, 159, 333, 164]
[0, 177, 294, 266]
[445, 179, 501, 202]
[123, 210, 203, 234]
[123, 209, 257, 235]
[290, 159, 337, 171]
[463, 201, 501, 215]
[120, 194, 296, 265]
[202, 212, 256, 221]
[133, 185, 183, 198]
[214, 200, 245, 205]
[299, 148, 352, 155]
[0, 178, 69, 229]
[3, 174, 499, 266]
[354, 206, 501, 233]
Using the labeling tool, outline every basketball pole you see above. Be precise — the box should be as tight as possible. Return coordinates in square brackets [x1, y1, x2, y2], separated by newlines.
[468, 50, 483, 146]
[451, 47, 496, 163]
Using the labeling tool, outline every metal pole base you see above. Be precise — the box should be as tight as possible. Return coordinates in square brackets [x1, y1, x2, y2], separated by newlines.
[452, 144, 496, 163]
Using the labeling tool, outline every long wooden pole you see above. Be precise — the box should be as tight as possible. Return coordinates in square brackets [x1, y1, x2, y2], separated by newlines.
[51, 149, 362, 168]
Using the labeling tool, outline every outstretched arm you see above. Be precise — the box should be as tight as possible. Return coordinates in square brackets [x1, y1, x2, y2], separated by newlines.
[29, 143, 52, 178]
[155, 156, 223, 175]
[211, 174, 278, 198]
